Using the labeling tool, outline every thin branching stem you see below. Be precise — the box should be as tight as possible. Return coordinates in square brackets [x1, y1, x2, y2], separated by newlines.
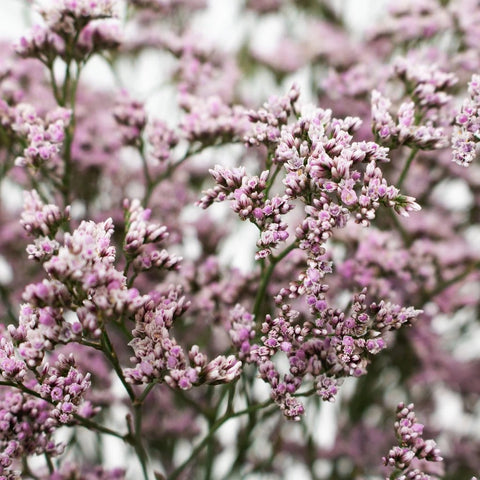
[397, 148, 418, 190]
[100, 328, 136, 402]
[169, 398, 275, 480]
[252, 241, 298, 319]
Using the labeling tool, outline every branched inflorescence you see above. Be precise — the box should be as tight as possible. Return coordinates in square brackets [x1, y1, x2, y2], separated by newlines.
[452, 74, 480, 166]
[0, 0, 479, 478]
[384, 403, 443, 480]
[199, 87, 423, 419]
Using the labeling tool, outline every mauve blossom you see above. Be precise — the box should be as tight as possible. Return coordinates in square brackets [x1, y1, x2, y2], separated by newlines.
[0, 0, 480, 477]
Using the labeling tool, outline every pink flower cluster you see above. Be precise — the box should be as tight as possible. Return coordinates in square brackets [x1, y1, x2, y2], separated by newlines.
[0, 0, 480, 478]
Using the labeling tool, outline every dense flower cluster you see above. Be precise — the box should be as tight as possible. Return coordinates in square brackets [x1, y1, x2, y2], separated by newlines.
[124, 285, 242, 387]
[9, 105, 71, 170]
[371, 56, 457, 151]
[37, 0, 117, 35]
[35, 353, 92, 423]
[452, 74, 480, 166]
[123, 199, 181, 273]
[384, 403, 443, 479]
[0, 0, 479, 479]
[0, 390, 62, 473]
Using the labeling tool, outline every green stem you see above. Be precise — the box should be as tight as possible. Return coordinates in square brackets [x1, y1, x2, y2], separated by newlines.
[94, 431, 104, 464]
[60, 64, 81, 206]
[139, 139, 153, 207]
[44, 453, 54, 474]
[386, 207, 412, 247]
[169, 386, 211, 418]
[389, 468, 404, 480]
[79, 339, 103, 351]
[252, 241, 298, 319]
[227, 400, 257, 476]
[264, 165, 282, 197]
[0, 127, 17, 182]
[123, 259, 132, 281]
[397, 148, 418, 190]
[143, 145, 204, 206]
[138, 381, 157, 404]
[72, 412, 126, 440]
[100, 329, 136, 402]
[203, 382, 238, 480]
[126, 271, 139, 289]
[133, 400, 150, 480]
[22, 457, 40, 480]
[301, 419, 321, 480]
[0, 284, 17, 325]
[47, 63, 62, 105]
[61, 61, 72, 107]
[294, 387, 316, 397]
[225, 382, 236, 415]
[204, 416, 216, 480]
[113, 316, 134, 342]
[27, 170, 51, 203]
[169, 399, 275, 480]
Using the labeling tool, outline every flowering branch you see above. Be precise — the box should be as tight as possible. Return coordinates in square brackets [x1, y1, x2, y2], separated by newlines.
[0, 0, 479, 478]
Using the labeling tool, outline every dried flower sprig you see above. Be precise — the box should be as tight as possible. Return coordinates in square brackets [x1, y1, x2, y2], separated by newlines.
[0, 0, 479, 478]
